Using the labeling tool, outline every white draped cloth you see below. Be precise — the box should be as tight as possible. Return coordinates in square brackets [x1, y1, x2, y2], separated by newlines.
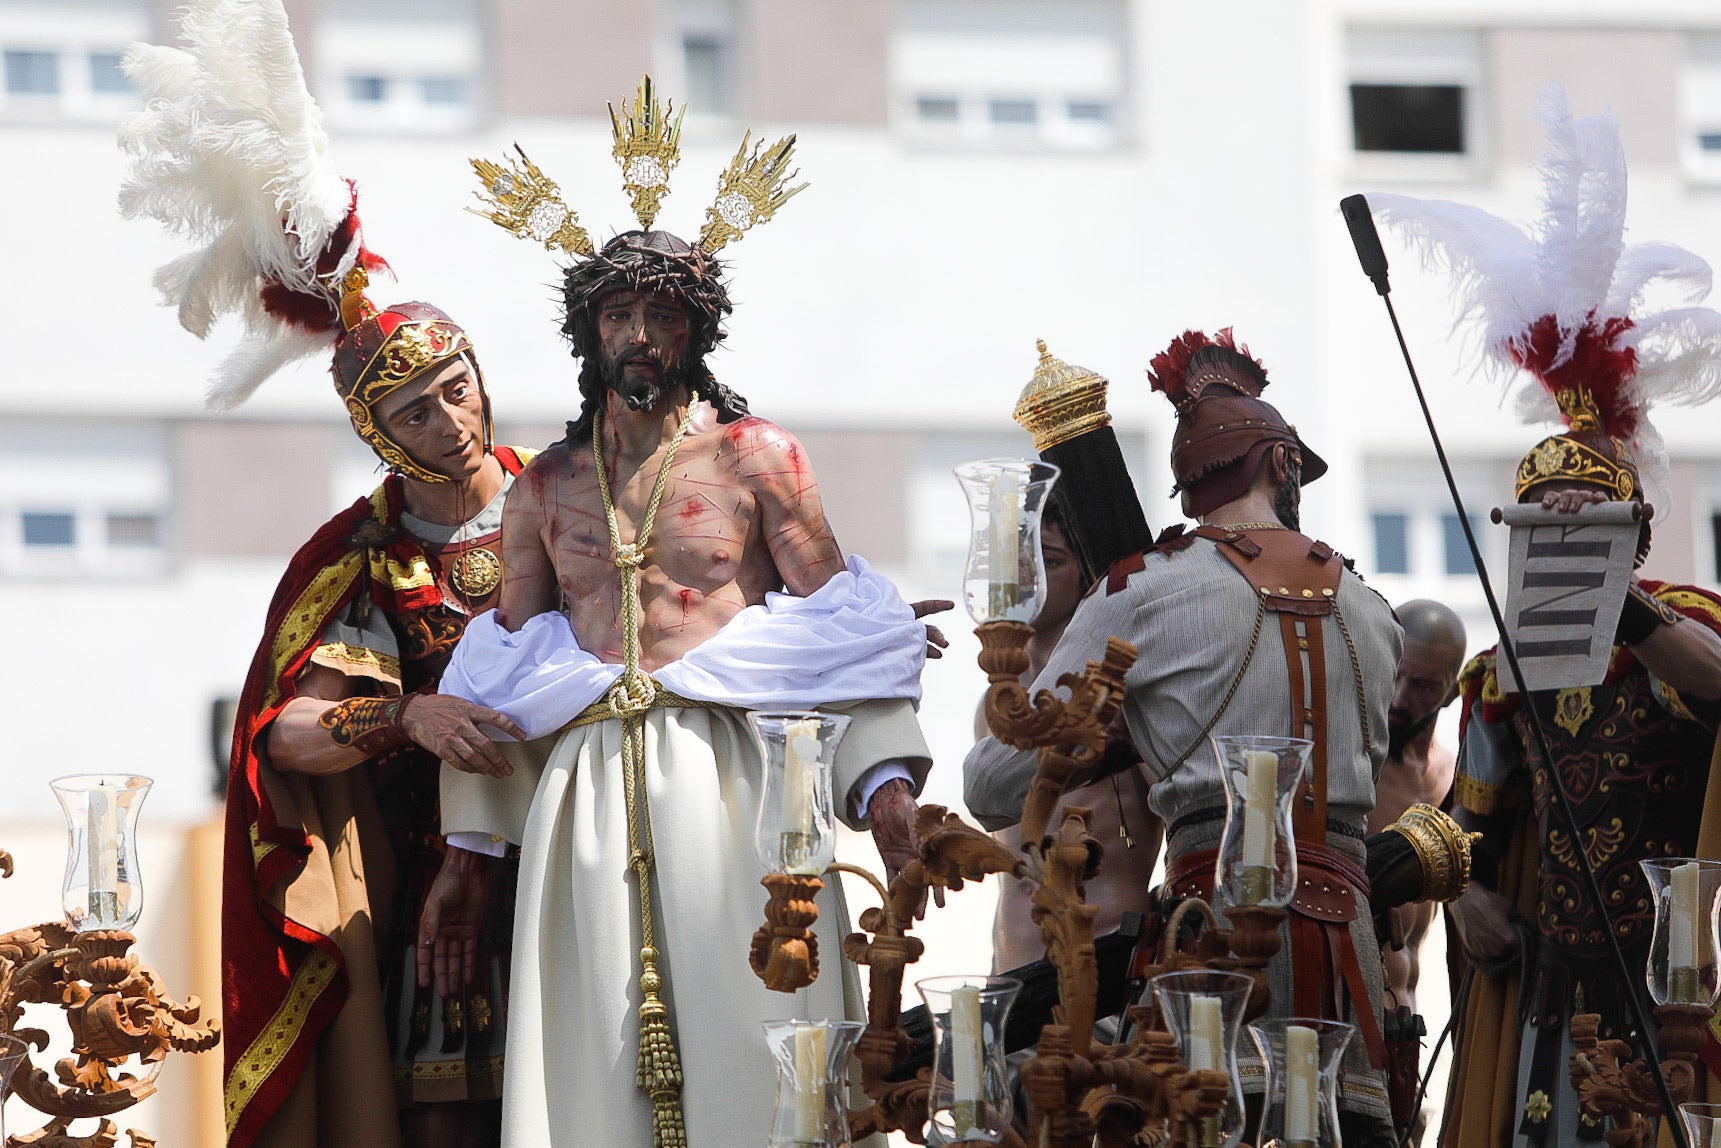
[439, 556, 931, 1147]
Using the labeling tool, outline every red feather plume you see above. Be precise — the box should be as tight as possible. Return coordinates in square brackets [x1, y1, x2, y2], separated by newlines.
[1148, 328, 1263, 411]
[258, 181, 392, 335]
[1506, 312, 1640, 439]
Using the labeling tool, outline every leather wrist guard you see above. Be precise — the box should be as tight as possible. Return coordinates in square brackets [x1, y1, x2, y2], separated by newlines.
[318, 695, 415, 757]
[1615, 582, 1681, 646]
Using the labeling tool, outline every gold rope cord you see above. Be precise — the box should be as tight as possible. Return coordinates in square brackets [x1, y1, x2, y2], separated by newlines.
[592, 397, 698, 1148]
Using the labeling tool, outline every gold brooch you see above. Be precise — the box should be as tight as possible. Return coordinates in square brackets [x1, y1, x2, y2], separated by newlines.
[451, 548, 502, 600]
[1524, 1089, 1552, 1123]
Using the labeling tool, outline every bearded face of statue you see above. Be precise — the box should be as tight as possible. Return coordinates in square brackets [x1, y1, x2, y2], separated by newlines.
[595, 288, 698, 413]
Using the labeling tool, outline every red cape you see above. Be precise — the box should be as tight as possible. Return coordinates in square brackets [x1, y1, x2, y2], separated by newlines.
[221, 449, 525, 1146]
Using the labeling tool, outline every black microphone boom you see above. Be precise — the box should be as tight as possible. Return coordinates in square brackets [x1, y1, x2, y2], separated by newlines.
[1336, 192, 1688, 1148]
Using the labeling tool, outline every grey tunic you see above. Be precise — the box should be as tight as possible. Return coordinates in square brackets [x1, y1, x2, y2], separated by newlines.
[963, 532, 1403, 1121]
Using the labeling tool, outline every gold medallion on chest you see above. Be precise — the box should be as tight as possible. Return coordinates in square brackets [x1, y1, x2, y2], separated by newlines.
[451, 547, 502, 599]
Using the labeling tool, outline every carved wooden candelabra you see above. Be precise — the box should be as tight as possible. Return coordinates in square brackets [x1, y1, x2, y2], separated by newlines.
[0, 847, 219, 1147]
[748, 620, 1302, 1147]
[1568, 1004, 1712, 1148]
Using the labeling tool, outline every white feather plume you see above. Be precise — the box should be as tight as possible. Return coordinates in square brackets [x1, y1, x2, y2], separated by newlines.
[1368, 83, 1721, 513]
[118, 0, 353, 411]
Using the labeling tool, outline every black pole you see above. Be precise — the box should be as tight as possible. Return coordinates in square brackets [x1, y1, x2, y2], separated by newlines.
[1338, 194, 1689, 1148]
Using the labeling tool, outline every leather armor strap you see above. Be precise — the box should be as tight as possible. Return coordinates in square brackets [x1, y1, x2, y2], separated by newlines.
[1160, 843, 1387, 1070]
[1203, 526, 1345, 846]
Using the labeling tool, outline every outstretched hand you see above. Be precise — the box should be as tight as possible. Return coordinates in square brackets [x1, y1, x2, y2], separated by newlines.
[417, 847, 491, 999]
[911, 598, 955, 660]
[401, 694, 524, 777]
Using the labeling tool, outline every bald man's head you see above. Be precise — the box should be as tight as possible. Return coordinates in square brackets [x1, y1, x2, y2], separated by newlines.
[1388, 599, 1468, 759]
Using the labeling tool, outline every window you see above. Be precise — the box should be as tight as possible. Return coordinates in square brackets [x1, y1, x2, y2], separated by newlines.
[682, 34, 731, 113]
[5, 50, 59, 96]
[916, 95, 960, 123]
[21, 511, 74, 548]
[0, 421, 170, 578]
[106, 513, 161, 548]
[88, 51, 128, 94]
[1441, 513, 1479, 576]
[346, 74, 388, 103]
[1683, 33, 1721, 182]
[1372, 513, 1410, 576]
[419, 77, 466, 106]
[893, 0, 1128, 150]
[1711, 512, 1721, 579]
[1350, 84, 1464, 153]
[316, 15, 480, 131]
[1345, 27, 1483, 175]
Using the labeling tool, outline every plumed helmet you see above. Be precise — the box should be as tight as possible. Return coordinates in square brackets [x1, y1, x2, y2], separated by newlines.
[1149, 329, 1327, 517]
[331, 298, 492, 484]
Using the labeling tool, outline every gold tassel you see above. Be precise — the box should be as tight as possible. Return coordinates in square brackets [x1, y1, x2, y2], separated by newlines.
[635, 948, 687, 1148]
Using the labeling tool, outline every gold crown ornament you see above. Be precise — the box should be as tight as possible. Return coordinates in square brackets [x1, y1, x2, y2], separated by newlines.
[1013, 340, 1113, 452]
[469, 75, 806, 257]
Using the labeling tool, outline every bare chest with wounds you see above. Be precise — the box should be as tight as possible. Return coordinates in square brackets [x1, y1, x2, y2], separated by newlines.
[537, 431, 779, 666]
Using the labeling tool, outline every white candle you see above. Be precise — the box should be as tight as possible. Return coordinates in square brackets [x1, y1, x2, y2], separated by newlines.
[951, 985, 985, 1108]
[1241, 750, 1277, 869]
[1188, 995, 1222, 1072]
[781, 720, 822, 872]
[1284, 1024, 1319, 1142]
[793, 1023, 827, 1142]
[87, 784, 120, 918]
[1670, 861, 1702, 978]
[986, 470, 1022, 615]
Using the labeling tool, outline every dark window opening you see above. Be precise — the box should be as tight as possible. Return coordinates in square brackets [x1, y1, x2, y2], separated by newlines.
[1067, 100, 1110, 124]
[1441, 512, 1479, 576]
[1350, 83, 1465, 153]
[5, 50, 60, 96]
[89, 51, 129, 93]
[346, 74, 388, 103]
[22, 511, 75, 547]
[916, 95, 959, 123]
[683, 35, 731, 113]
[988, 98, 1037, 126]
[1372, 513, 1409, 575]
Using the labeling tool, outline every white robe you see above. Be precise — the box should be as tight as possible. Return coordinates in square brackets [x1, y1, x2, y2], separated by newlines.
[440, 557, 932, 1147]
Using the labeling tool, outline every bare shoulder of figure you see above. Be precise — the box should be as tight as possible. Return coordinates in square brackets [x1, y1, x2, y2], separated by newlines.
[715, 415, 816, 478]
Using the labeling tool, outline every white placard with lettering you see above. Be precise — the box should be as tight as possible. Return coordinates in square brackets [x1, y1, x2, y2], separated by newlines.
[1496, 501, 1643, 694]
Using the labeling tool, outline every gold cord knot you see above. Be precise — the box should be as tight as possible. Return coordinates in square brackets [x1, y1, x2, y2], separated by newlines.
[609, 669, 660, 717]
[613, 541, 645, 571]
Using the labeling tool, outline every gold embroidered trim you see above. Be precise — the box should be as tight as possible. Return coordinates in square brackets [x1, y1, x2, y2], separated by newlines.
[1655, 587, 1721, 629]
[1655, 678, 1698, 722]
[262, 553, 365, 710]
[1454, 771, 1513, 816]
[392, 1053, 506, 1084]
[310, 640, 402, 683]
[225, 949, 340, 1135]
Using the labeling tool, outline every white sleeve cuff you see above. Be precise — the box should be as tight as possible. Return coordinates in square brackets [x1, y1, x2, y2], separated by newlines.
[852, 761, 915, 819]
[446, 831, 508, 858]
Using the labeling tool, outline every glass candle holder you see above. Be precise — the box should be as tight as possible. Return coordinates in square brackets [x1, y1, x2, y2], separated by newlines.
[763, 1018, 865, 1148]
[1213, 736, 1309, 910]
[1248, 1018, 1352, 1148]
[751, 712, 850, 876]
[1151, 970, 1254, 1148]
[1640, 857, 1721, 1007]
[953, 458, 1061, 625]
[0, 1032, 27, 1148]
[916, 975, 1022, 1144]
[1680, 1102, 1721, 1148]
[50, 774, 152, 932]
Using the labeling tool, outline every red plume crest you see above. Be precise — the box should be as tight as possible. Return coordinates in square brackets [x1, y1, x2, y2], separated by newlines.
[258, 181, 391, 335]
[1148, 328, 1264, 412]
[1506, 312, 1640, 440]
